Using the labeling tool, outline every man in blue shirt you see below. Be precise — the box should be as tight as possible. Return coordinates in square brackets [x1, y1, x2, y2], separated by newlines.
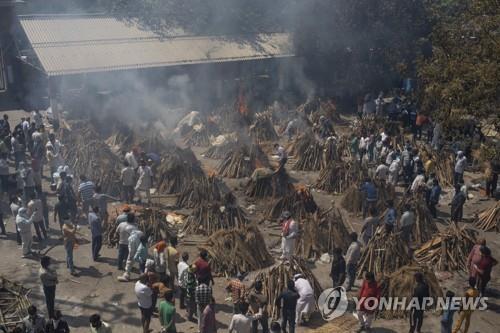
[384, 200, 397, 232]
[360, 178, 377, 218]
[428, 179, 441, 218]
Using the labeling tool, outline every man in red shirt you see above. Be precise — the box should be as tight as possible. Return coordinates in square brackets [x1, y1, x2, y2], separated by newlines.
[357, 272, 380, 332]
[194, 250, 214, 285]
[473, 246, 498, 296]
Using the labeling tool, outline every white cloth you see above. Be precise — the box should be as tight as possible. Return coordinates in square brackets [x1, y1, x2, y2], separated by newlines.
[295, 277, 315, 321]
[345, 241, 361, 265]
[125, 152, 138, 170]
[116, 222, 137, 245]
[134, 281, 153, 308]
[455, 156, 467, 174]
[229, 314, 253, 333]
[177, 261, 189, 288]
[136, 166, 153, 191]
[154, 248, 166, 274]
[281, 219, 298, 259]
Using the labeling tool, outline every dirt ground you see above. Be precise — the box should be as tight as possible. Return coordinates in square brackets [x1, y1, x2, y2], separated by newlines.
[1, 109, 499, 333]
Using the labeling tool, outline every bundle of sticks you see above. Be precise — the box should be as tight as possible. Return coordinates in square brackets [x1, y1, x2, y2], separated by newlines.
[291, 135, 323, 171]
[419, 145, 454, 187]
[203, 141, 237, 160]
[414, 223, 477, 271]
[296, 208, 352, 259]
[0, 277, 31, 330]
[249, 113, 279, 143]
[474, 202, 500, 232]
[397, 194, 438, 245]
[183, 124, 211, 147]
[321, 137, 339, 168]
[251, 257, 323, 319]
[217, 144, 269, 178]
[157, 146, 206, 194]
[335, 135, 353, 161]
[182, 193, 248, 235]
[61, 127, 122, 196]
[267, 186, 318, 220]
[136, 207, 177, 243]
[201, 224, 274, 276]
[245, 167, 294, 199]
[176, 174, 226, 208]
[357, 228, 413, 278]
[378, 265, 442, 319]
[316, 161, 361, 194]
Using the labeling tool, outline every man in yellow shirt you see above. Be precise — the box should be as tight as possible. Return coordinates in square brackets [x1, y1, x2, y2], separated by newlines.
[452, 277, 480, 333]
[165, 236, 179, 289]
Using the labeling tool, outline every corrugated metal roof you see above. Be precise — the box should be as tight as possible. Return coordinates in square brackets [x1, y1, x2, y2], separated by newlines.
[19, 15, 294, 76]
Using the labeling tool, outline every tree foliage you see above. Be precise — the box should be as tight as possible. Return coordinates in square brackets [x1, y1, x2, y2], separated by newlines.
[417, 0, 500, 124]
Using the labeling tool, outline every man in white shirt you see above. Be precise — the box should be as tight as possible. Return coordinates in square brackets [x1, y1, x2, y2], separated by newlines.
[388, 159, 400, 186]
[177, 252, 190, 309]
[125, 147, 139, 170]
[411, 171, 426, 193]
[294, 274, 315, 325]
[135, 275, 153, 333]
[280, 211, 298, 261]
[344, 232, 361, 291]
[454, 151, 467, 186]
[400, 205, 415, 243]
[116, 213, 137, 270]
[135, 160, 153, 204]
[121, 161, 136, 203]
[229, 302, 258, 333]
[375, 163, 389, 182]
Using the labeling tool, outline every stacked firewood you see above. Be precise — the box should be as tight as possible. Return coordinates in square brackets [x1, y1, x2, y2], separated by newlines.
[335, 135, 353, 161]
[217, 144, 269, 178]
[246, 167, 294, 199]
[296, 208, 352, 259]
[267, 186, 318, 220]
[251, 257, 323, 319]
[249, 113, 279, 143]
[316, 161, 362, 194]
[201, 225, 274, 277]
[357, 228, 413, 278]
[204, 141, 237, 159]
[61, 126, 122, 196]
[136, 207, 177, 243]
[419, 145, 454, 187]
[157, 146, 206, 194]
[0, 277, 31, 330]
[414, 223, 477, 271]
[321, 137, 339, 168]
[341, 180, 395, 215]
[183, 124, 211, 147]
[176, 174, 227, 208]
[182, 193, 248, 235]
[290, 135, 323, 171]
[474, 202, 500, 232]
[378, 265, 442, 319]
[398, 194, 438, 245]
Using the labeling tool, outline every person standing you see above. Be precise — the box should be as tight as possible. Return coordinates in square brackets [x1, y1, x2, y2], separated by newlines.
[177, 252, 190, 309]
[194, 250, 214, 285]
[384, 200, 397, 232]
[11, 134, 25, 169]
[229, 303, 255, 333]
[134, 235, 148, 273]
[450, 185, 467, 223]
[473, 246, 497, 296]
[485, 161, 498, 198]
[195, 276, 213, 331]
[89, 207, 103, 261]
[454, 151, 467, 187]
[135, 275, 153, 333]
[116, 213, 137, 271]
[360, 207, 379, 246]
[39, 256, 58, 319]
[226, 273, 247, 314]
[360, 178, 377, 218]
[294, 274, 315, 326]
[166, 236, 179, 290]
[428, 179, 441, 218]
[280, 211, 298, 260]
[159, 290, 177, 333]
[153, 240, 168, 281]
[10, 196, 22, 245]
[356, 272, 380, 333]
[344, 232, 361, 291]
[77, 175, 95, 220]
[92, 185, 119, 226]
[62, 221, 78, 276]
[452, 278, 479, 333]
[120, 227, 144, 281]
[135, 160, 153, 205]
[400, 205, 416, 243]
[125, 147, 140, 170]
[249, 281, 268, 333]
[89, 314, 112, 333]
[45, 310, 70, 333]
[401, 144, 413, 184]
[441, 291, 456, 333]
[121, 161, 136, 203]
[16, 207, 34, 258]
[200, 297, 217, 333]
[275, 279, 299, 333]
[185, 265, 198, 321]
[28, 193, 47, 242]
[330, 247, 346, 288]
[20, 162, 36, 204]
[409, 272, 430, 333]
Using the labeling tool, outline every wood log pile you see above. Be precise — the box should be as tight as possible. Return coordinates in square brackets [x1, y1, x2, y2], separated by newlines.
[136, 207, 177, 243]
[289, 134, 323, 171]
[217, 144, 269, 178]
[414, 223, 477, 271]
[0, 277, 31, 330]
[245, 167, 294, 199]
[420, 145, 454, 187]
[201, 225, 274, 277]
[251, 257, 323, 319]
[203, 141, 237, 160]
[176, 174, 226, 208]
[321, 137, 339, 168]
[182, 193, 248, 235]
[296, 208, 352, 259]
[474, 202, 500, 232]
[316, 161, 361, 194]
[60, 127, 122, 196]
[183, 124, 211, 147]
[378, 265, 442, 319]
[267, 186, 318, 220]
[157, 146, 205, 194]
[357, 228, 413, 278]
[398, 195, 438, 245]
[249, 113, 279, 143]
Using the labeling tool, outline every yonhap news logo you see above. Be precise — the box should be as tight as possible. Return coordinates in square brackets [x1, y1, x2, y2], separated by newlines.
[317, 287, 348, 321]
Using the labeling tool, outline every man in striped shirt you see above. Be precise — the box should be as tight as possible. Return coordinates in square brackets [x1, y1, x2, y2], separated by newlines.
[195, 277, 213, 331]
[78, 175, 95, 219]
